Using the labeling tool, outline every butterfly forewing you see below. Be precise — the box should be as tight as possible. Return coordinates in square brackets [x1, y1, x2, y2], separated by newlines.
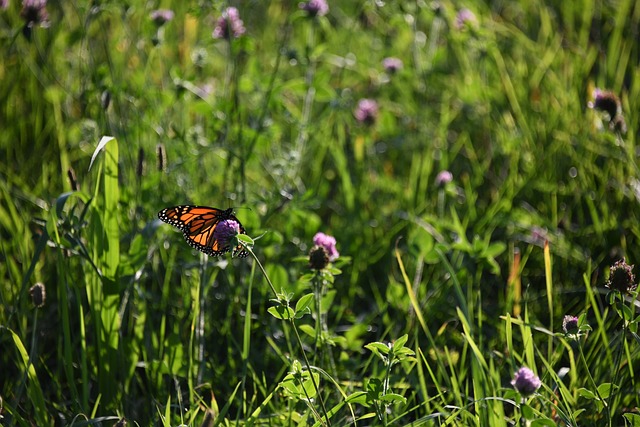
[158, 205, 249, 257]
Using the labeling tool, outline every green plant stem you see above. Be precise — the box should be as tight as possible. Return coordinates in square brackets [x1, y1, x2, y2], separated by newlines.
[577, 341, 611, 425]
[313, 271, 323, 351]
[245, 246, 331, 426]
[246, 247, 278, 299]
[382, 356, 393, 426]
[605, 320, 627, 425]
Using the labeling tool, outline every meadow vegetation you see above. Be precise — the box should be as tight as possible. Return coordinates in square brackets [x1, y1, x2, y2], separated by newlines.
[1, 0, 639, 425]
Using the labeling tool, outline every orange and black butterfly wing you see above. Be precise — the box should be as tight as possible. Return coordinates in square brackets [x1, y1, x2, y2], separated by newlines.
[158, 206, 248, 257]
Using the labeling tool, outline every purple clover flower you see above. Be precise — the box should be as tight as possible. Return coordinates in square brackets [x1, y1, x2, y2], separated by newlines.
[21, 0, 49, 28]
[313, 232, 339, 261]
[150, 9, 175, 26]
[454, 8, 477, 30]
[435, 170, 453, 186]
[382, 57, 403, 74]
[1, 0, 9, 10]
[299, 0, 329, 17]
[354, 98, 379, 125]
[213, 7, 246, 39]
[213, 219, 241, 247]
[562, 315, 579, 335]
[511, 367, 541, 397]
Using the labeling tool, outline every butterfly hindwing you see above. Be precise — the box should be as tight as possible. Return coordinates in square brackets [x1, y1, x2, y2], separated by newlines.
[158, 205, 248, 257]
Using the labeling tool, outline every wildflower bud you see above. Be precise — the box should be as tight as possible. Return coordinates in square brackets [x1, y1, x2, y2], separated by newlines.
[30, 282, 46, 308]
[101, 90, 111, 111]
[114, 418, 127, 427]
[137, 147, 144, 178]
[67, 167, 79, 191]
[511, 367, 541, 397]
[562, 315, 579, 335]
[309, 245, 329, 270]
[606, 258, 637, 294]
[156, 143, 166, 172]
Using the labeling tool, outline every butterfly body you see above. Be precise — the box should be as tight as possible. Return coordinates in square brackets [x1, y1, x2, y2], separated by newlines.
[158, 205, 248, 257]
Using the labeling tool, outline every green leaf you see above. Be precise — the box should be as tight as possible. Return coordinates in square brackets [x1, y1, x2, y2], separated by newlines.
[6, 328, 48, 425]
[237, 233, 254, 245]
[380, 393, 407, 405]
[620, 304, 634, 322]
[623, 413, 640, 426]
[392, 334, 409, 352]
[268, 305, 295, 320]
[521, 404, 535, 419]
[279, 373, 304, 396]
[571, 409, 586, 419]
[530, 420, 557, 427]
[577, 388, 596, 400]
[366, 342, 391, 354]
[365, 378, 383, 400]
[597, 383, 614, 399]
[365, 342, 391, 362]
[88, 135, 115, 171]
[345, 391, 369, 406]
[298, 324, 315, 338]
[327, 266, 342, 275]
[295, 293, 315, 314]
[299, 273, 314, 283]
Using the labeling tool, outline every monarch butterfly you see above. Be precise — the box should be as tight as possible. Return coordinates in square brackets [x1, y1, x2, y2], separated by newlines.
[158, 205, 248, 257]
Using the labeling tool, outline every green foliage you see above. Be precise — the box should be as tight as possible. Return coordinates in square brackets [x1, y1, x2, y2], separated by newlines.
[1, 0, 640, 425]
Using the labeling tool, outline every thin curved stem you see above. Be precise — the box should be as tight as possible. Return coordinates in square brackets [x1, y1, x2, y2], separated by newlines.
[244, 245, 331, 426]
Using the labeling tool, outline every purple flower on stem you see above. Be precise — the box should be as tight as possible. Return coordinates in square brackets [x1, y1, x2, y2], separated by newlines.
[1, 0, 9, 10]
[21, 0, 49, 28]
[150, 9, 174, 26]
[213, 219, 241, 248]
[382, 57, 403, 74]
[562, 315, 579, 335]
[511, 367, 541, 397]
[313, 232, 339, 261]
[299, 0, 329, 17]
[213, 7, 246, 39]
[354, 98, 379, 125]
[435, 170, 453, 186]
[454, 8, 477, 30]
